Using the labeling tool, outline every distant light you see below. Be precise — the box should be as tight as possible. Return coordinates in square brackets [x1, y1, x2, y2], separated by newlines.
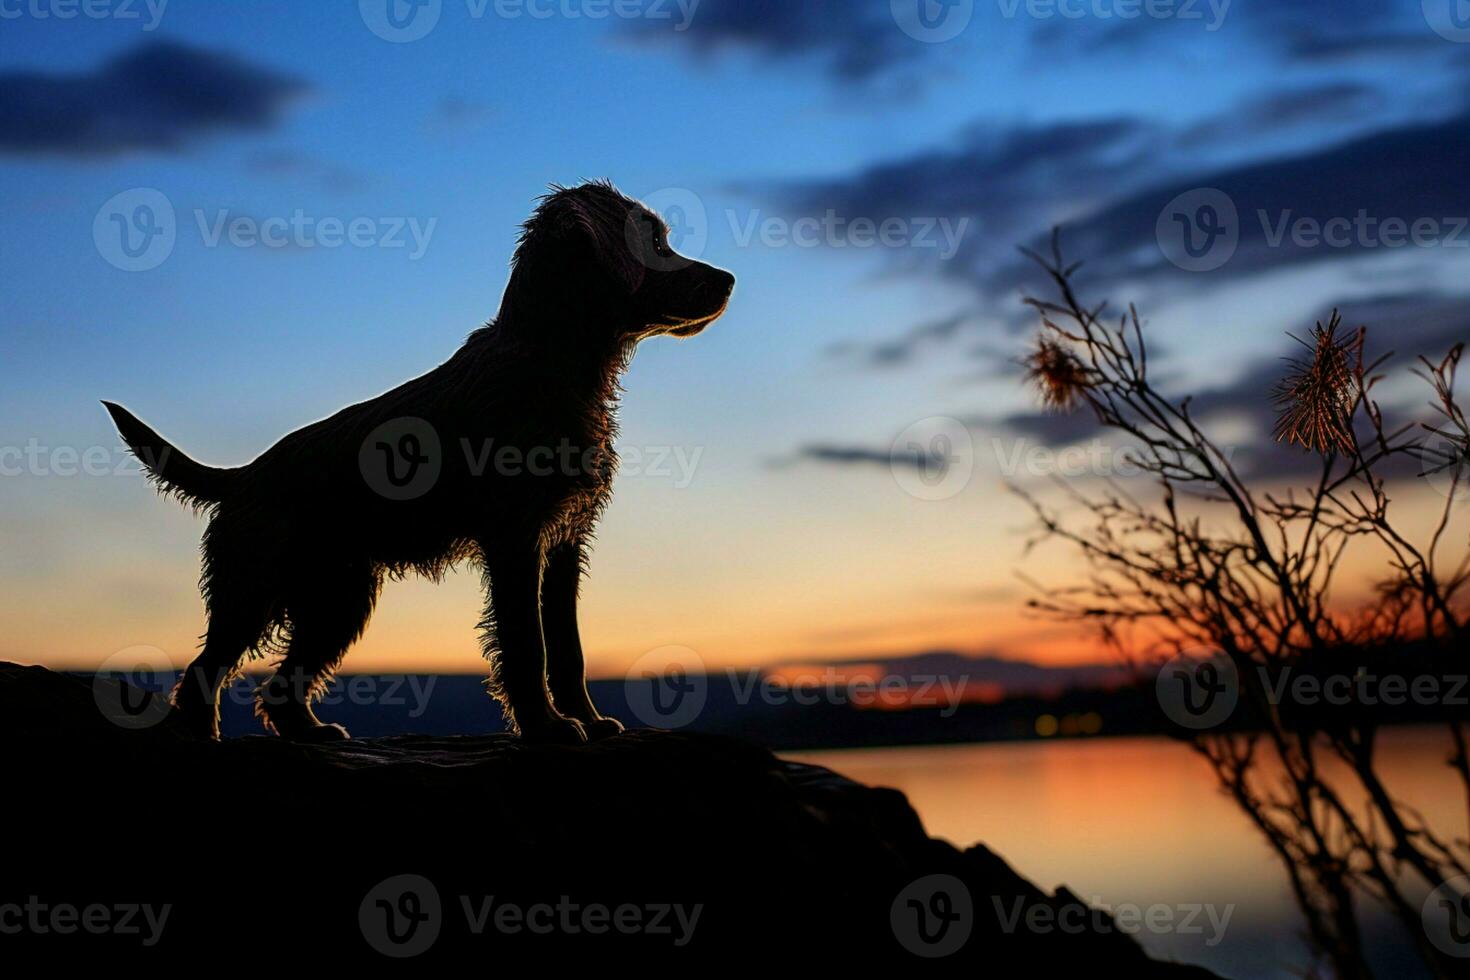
[1035, 714, 1059, 737]
[1079, 712, 1103, 735]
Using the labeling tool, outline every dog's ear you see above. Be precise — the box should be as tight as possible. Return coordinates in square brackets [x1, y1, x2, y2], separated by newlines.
[565, 195, 645, 296]
[514, 186, 646, 304]
[535, 191, 644, 297]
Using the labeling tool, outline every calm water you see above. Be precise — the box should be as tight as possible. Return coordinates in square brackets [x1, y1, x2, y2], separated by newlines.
[787, 727, 1461, 978]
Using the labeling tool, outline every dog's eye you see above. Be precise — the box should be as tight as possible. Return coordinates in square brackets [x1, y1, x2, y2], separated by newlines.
[648, 223, 672, 258]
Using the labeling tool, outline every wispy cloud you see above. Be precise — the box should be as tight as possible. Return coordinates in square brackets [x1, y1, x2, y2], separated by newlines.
[1176, 82, 1383, 147]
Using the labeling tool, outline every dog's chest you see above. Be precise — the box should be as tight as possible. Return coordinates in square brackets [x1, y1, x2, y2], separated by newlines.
[537, 408, 617, 542]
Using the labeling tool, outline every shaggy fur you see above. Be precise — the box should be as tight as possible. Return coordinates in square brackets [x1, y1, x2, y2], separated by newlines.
[104, 181, 734, 744]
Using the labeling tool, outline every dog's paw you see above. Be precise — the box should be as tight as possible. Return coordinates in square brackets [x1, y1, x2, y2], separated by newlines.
[520, 715, 588, 745]
[289, 722, 351, 743]
[582, 716, 625, 741]
[169, 705, 221, 741]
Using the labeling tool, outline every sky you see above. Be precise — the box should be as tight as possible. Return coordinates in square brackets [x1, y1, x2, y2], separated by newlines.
[1, 0, 1468, 677]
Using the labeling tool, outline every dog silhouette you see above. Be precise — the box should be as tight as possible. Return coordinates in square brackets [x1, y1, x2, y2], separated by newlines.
[105, 181, 734, 743]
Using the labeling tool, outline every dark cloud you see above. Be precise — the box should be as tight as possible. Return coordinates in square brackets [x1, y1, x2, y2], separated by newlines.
[1254, 1, 1443, 65]
[1284, 31, 1449, 64]
[774, 108, 1470, 310]
[771, 115, 1163, 289]
[626, 0, 1448, 105]
[1177, 82, 1381, 147]
[792, 446, 894, 467]
[992, 111, 1470, 298]
[0, 41, 306, 157]
[782, 442, 949, 475]
[1032, 0, 1407, 60]
[242, 150, 365, 193]
[430, 96, 493, 129]
[619, 0, 922, 83]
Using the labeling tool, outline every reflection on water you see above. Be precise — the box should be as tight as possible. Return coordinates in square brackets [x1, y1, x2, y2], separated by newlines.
[787, 727, 1461, 979]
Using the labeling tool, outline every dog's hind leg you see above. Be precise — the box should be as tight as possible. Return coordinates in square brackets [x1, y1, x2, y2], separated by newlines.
[256, 567, 380, 742]
[478, 536, 587, 744]
[173, 598, 271, 740]
[541, 541, 623, 739]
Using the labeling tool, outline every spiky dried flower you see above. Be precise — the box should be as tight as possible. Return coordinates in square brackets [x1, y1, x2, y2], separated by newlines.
[1024, 335, 1091, 412]
[1272, 313, 1361, 454]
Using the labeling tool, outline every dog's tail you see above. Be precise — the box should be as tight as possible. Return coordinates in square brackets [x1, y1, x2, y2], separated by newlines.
[102, 401, 237, 506]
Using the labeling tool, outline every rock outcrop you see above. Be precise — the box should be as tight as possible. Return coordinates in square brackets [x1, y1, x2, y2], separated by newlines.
[1, 663, 1219, 972]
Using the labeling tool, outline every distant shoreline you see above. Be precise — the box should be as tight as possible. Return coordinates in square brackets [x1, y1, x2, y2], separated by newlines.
[72, 668, 1465, 752]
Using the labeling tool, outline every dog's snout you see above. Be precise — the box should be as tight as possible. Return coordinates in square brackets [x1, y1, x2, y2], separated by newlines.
[701, 270, 735, 303]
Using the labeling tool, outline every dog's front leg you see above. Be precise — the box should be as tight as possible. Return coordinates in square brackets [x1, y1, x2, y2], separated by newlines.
[542, 540, 624, 740]
[478, 536, 587, 744]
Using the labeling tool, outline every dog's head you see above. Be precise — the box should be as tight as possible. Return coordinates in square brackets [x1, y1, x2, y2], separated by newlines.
[509, 181, 734, 342]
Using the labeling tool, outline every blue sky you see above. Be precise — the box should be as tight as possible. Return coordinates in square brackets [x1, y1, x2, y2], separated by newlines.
[2, 0, 1467, 674]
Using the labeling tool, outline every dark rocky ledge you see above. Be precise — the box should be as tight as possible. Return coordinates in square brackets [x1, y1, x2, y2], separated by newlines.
[1, 662, 1220, 972]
